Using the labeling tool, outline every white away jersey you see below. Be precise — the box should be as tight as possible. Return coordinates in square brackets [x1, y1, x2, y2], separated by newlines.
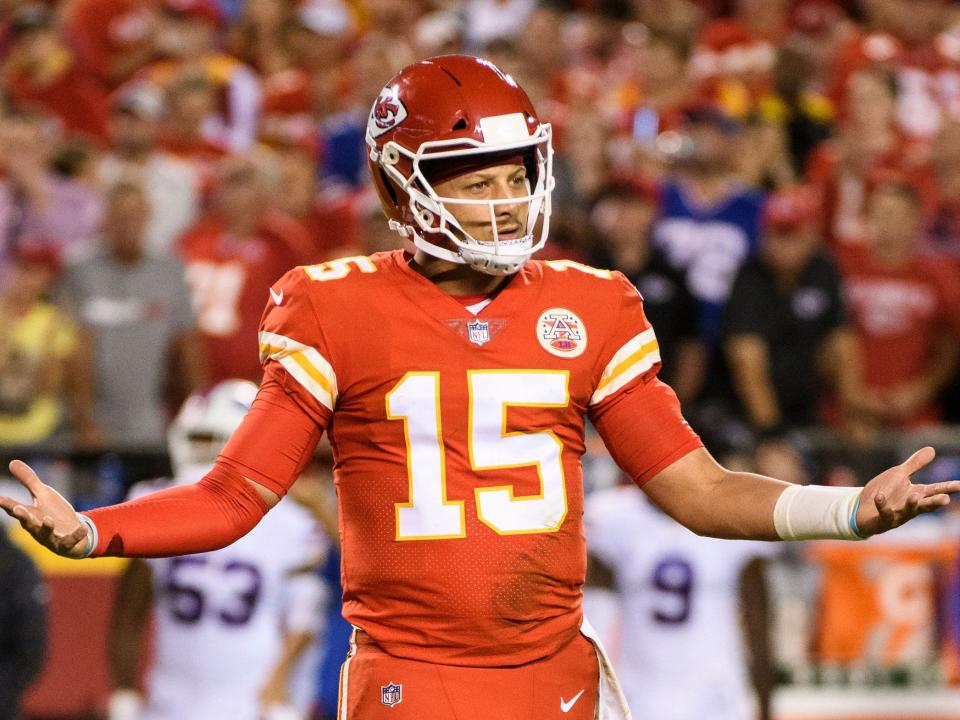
[128, 478, 327, 720]
[584, 485, 777, 720]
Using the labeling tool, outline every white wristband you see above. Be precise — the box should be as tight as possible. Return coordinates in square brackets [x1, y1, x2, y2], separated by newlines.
[77, 514, 99, 558]
[773, 485, 867, 541]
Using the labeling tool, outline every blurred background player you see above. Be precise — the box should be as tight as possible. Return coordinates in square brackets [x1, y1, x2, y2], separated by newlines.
[106, 379, 328, 720]
[0, 510, 46, 720]
[585, 475, 776, 720]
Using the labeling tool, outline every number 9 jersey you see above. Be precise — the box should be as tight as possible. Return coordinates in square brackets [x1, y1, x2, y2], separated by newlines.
[246, 249, 702, 667]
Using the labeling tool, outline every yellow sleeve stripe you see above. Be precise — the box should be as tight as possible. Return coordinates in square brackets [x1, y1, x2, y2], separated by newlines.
[258, 331, 338, 411]
[590, 328, 661, 406]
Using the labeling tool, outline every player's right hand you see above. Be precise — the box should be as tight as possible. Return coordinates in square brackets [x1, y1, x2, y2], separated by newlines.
[0, 460, 90, 558]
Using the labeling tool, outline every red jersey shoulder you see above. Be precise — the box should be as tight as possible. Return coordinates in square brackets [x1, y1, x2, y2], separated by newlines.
[529, 259, 658, 404]
[260, 252, 396, 345]
[533, 259, 650, 333]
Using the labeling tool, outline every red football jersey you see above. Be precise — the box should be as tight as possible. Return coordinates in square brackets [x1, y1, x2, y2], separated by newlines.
[836, 244, 960, 424]
[257, 250, 700, 666]
[179, 212, 314, 384]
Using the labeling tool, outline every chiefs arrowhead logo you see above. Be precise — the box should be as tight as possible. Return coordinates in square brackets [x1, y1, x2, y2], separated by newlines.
[368, 86, 408, 138]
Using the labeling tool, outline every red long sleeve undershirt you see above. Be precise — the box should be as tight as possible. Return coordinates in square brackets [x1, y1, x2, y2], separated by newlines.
[83, 368, 324, 557]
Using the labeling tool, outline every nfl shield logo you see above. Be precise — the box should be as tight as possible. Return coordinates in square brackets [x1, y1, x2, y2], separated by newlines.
[381, 682, 402, 708]
[467, 319, 491, 346]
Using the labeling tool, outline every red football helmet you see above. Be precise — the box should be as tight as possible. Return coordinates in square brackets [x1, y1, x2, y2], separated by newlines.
[366, 55, 554, 275]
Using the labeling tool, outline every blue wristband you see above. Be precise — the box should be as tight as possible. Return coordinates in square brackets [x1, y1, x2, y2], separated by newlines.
[849, 492, 868, 539]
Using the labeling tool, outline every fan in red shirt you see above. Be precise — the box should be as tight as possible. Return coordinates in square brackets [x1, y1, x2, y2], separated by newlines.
[66, 0, 158, 89]
[4, 5, 111, 144]
[807, 68, 937, 246]
[178, 152, 315, 385]
[264, 127, 362, 261]
[158, 72, 230, 187]
[829, 0, 960, 141]
[146, 0, 262, 152]
[835, 179, 960, 432]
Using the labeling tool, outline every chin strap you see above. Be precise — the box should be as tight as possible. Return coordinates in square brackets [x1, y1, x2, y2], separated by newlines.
[405, 225, 532, 275]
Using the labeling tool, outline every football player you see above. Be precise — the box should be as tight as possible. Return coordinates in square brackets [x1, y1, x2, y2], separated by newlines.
[106, 380, 327, 720]
[3, 56, 959, 720]
[585, 482, 776, 720]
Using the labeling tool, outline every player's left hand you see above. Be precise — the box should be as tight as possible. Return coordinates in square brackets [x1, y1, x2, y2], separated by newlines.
[855, 447, 960, 536]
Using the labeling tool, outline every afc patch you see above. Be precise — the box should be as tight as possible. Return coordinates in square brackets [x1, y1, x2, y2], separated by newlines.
[368, 86, 408, 138]
[381, 682, 403, 708]
[537, 307, 587, 358]
[467, 319, 491, 346]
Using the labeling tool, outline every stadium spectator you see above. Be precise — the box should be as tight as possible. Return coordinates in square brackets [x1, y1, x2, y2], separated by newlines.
[0, 244, 76, 447]
[588, 178, 705, 404]
[148, 0, 262, 152]
[761, 44, 834, 179]
[98, 81, 200, 258]
[363, 0, 426, 42]
[0, 112, 103, 273]
[61, 179, 204, 447]
[0, 522, 47, 720]
[225, 0, 295, 76]
[413, 10, 465, 59]
[691, 0, 788, 118]
[807, 68, 935, 247]
[158, 72, 229, 180]
[604, 28, 697, 183]
[652, 104, 765, 348]
[830, 0, 959, 142]
[178, 152, 314, 385]
[254, 1, 356, 163]
[315, 32, 413, 192]
[835, 180, 960, 434]
[270, 135, 362, 260]
[286, 0, 355, 76]
[632, 0, 703, 40]
[3, 4, 111, 145]
[66, 0, 159, 90]
[926, 118, 960, 263]
[723, 186, 855, 439]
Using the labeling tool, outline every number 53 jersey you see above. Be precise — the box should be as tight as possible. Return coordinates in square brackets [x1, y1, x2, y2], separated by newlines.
[256, 250, 701, 667]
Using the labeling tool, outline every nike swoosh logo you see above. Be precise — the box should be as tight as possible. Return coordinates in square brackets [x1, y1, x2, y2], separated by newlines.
[560, 689, 585, 713]
[270, 288, 284, 305]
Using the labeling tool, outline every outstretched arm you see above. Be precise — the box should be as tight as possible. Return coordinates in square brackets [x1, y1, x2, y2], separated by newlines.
[592, 377, 960, 542]
[643, 445, 958, 540]
[0, 367, 324, 558]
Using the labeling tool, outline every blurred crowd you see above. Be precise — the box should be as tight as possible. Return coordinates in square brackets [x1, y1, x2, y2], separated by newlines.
[3, 0, 960, 474]
[3, 1, 960, 716]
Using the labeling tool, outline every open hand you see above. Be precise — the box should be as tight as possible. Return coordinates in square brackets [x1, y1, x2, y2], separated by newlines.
[0, 460, 90, 558]
[855, 447, 960, 536]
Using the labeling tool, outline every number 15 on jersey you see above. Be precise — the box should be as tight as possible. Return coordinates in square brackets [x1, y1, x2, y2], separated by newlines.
[387, 370, 570, 541]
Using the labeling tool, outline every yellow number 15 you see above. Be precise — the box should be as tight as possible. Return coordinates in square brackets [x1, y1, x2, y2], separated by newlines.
[386, 371, 570, 541]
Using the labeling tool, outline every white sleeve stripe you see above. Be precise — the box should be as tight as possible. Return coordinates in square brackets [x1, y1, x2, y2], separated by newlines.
[599, 328, 657, 382]
[589, 345, 661, 406]
[277, 356, 336, 411]
[258, 331, 338, 410]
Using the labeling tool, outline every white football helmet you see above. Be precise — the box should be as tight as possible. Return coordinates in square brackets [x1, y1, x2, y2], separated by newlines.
[167, 380, 258, 479]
